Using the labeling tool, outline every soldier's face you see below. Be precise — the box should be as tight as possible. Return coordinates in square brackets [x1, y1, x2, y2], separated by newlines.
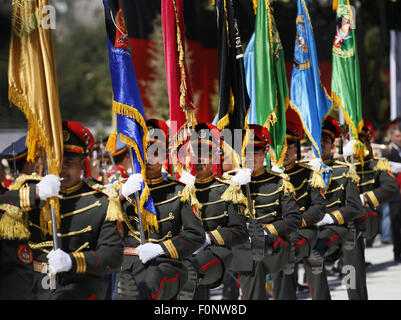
[245, 148, 267, 172]
[60, 155, 85, 188]
[0, 164, 4, 183]
[194, 149, 214, 179]
[146, 142, 164, 177]
[283, 142, 298, 166]
[359, 135, 370, 152]
[321, 134, 333, 161]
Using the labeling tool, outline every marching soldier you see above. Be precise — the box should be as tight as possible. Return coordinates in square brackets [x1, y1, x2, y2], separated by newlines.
[0, 138, 44, 299]
[115, 119, 205, 300]
[178, 123, 248, 300]
[344, 119, 399, 299]
[271, 109, 328, 300]
[9, 121, 124, 300]
[230, 124, 302, 300]
[313, 116, 365, 300]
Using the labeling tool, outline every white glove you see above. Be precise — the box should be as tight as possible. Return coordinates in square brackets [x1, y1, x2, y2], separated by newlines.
[360, 194, 365, 206]
[343, 139, 356, 157]
[179, 170, 196, 186]
[137, 243, 164, 264]
[37, 174, 60, 200]
[121, 173, 143, 198]
[232, 168, 252, 185]
[193, 233, 212, 255]
[47, 248, 72, 273]
[308, 158, 322, 170]
[389, 161, 401, 173]
[316, 213, 335, 227]
[271, 165, 283, 174]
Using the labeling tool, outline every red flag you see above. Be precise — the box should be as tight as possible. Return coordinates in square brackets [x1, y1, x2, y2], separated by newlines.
[161, 0, 197, 175]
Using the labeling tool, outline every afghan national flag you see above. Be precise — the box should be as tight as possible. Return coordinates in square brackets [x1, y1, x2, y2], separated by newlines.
[331, 0, 365, 159]
[289, 0, 332, 159]
[103, 0, 158, 233]
[215, 0, 250, 135]
[254, 0, 289, 167]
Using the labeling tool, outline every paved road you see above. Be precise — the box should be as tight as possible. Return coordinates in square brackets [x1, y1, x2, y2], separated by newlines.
[209, 241, 401, 300]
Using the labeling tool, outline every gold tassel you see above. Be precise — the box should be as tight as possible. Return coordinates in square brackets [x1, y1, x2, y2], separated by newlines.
[310, 170, 326, 189]
[282, 176, 295, 195]
[105, 195, 124, 222]
[375, 158, 393, 173]
[105, 131, 117, 154]
[332, 0, 338, 11]
[346, 164, 360, 184]
[221, 182, 248, 207]
[181, 184, 202, 211]
[0, 204, 30, 240]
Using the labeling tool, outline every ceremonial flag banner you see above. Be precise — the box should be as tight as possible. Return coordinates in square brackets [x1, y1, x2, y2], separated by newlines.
[103, 0, 158, 232]
[331, 0, 365, 160]
[161, 0, 196, 176]
[215, 0, 250, 133]
[289, 0, 332, 158]
[254, 0, 289, 167]
[8, 0, 63, 235]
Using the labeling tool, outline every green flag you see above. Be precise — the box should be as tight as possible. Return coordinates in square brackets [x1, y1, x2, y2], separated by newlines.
[331, 0, 365, 159]
[254, 0, 289, 167]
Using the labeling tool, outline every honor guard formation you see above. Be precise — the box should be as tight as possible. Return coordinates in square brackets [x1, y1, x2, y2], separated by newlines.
[1, 0, 401, 301]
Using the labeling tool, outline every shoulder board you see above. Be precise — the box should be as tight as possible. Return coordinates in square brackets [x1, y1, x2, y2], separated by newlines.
[215, 176, 231, 185]
[9, 174, 42, 191]
[333, 160, 353, 167]
[297, 162, 316, 172]
[265, 169, 289, 180]
[85, 179, 113, 197]
[373, 157, 393, 172]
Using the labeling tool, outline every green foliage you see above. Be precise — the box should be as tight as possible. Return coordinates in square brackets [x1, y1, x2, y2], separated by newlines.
[55, 24, 112, 123]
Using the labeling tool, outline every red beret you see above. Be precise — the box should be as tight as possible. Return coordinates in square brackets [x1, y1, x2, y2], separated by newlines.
[146, 118, 169, 143]
[286, 108, 304, 141]
[62, 121, 94, 155]
[322, 116, 341, 141]
[358, 119, 374, 140]
[247, 124, 271, 149]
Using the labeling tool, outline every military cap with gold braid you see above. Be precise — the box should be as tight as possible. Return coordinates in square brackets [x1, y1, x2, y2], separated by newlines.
[62, 121, 94, 178]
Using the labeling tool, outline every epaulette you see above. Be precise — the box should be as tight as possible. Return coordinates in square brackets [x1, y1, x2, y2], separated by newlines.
[86, 179, 123, 222]
[297, 162, 326, 189]
[215, 176, 231, 185]
[373, 157, 393, 173]
[8, 174, 42, 191]
[334, 160, 360, 184]
[0, 203, 30, 240]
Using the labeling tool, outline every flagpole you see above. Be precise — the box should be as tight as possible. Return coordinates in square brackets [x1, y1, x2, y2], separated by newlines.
[128, 147, 146, 245]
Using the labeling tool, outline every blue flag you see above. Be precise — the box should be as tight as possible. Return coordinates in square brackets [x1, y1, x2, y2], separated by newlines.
[103, 0, 158, 232]
[289, 0, 332, 159]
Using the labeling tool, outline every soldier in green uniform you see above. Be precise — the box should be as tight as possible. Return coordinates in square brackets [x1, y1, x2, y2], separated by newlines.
[115, 119, 205, 300]
[177, 123, 248, 300]
[313, 116, 365, 300]
[11, 121, 124, 300]
[342, 119, 399, 299]
[271, 109, 328, 300]
[229, 124, 302, 300]
[0, 141, 43, 300]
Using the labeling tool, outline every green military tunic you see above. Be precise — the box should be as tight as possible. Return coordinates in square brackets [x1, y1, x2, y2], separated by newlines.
[230, 168, 301, 300]
[118, 175, 205, 300]
[314, 159, 367, 300]
[354, 157, 399, 241]
[0, 175, 40, 299]
[5, 176, 124, 300]
[190, 175, 248, 288]
[271, 162, 328, 300]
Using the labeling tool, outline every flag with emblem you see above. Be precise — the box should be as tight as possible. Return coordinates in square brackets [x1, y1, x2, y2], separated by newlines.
[253, 0, 289, 167]
[289, 0, 332, 159]
[331, 0, 365, 160]
[103, 0, 158, 232]
[215, 0, 250, 135]
[8, 0, 63, 235]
